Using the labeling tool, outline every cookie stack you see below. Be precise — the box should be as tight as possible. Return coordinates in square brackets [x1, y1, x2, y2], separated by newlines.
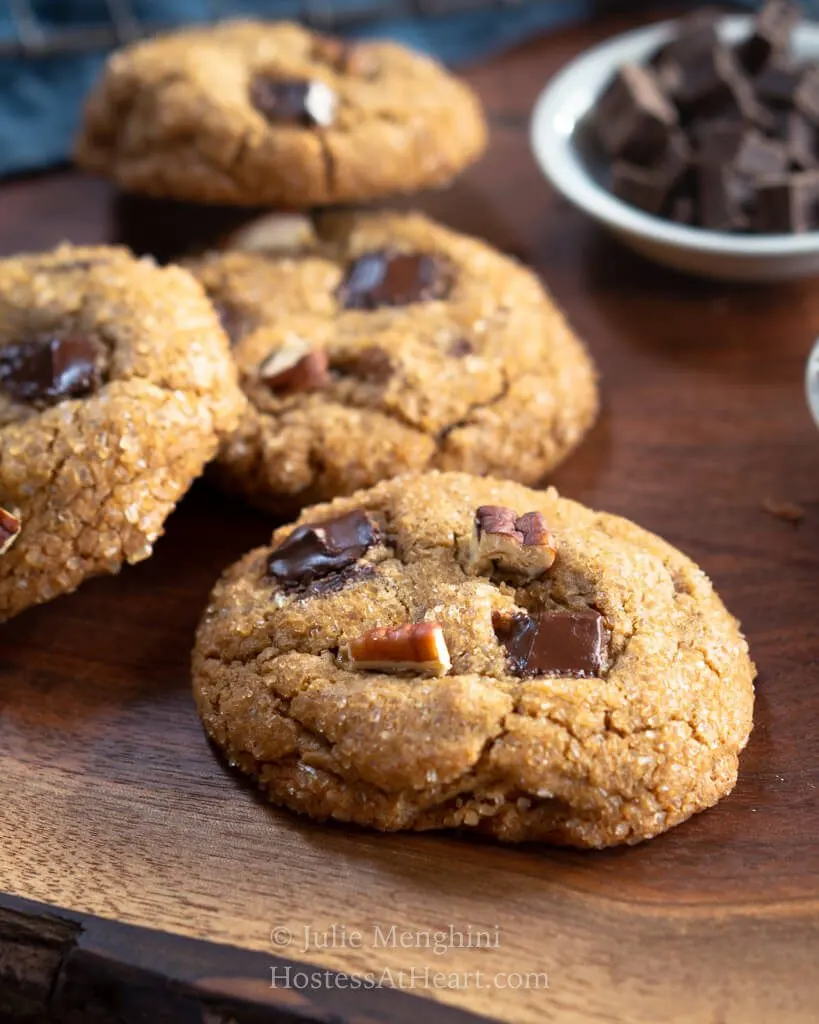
[0, 20, 755, 849]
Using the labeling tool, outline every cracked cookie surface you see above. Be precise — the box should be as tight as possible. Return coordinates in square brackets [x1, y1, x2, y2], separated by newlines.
[192, 471, 755, 848]
[0, 245, 245, 623]
[191, 210, 599, 514]
[75, 20, 487, 206]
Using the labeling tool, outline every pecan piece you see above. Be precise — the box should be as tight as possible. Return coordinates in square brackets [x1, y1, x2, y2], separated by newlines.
[347, 622, 451, 676]
[465, 505, 556, 580]
[225, 212, 314, 254]
[0, 506, 21, 555]
[259, 339, 329, 394]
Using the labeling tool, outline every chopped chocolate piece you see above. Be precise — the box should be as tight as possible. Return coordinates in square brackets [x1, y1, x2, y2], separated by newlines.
[250, 77, 336, 127]
[0, 335, 102, 407]
[692, 119, 746, 161]
[697, 163, 753, 231]
[651, 9, 721, 63]
[304, 562, 376, 597]
[785, 112, 818, 169]
[259, 340, 329, 394]
[795, 66, 819, 124]
[737, 0, 800, 76]
[493, 609, 608, 679]
[592, 64, 678, 164]
[331, 345, 393, 383]
[755, 64, 802, 107]
[336, 250, 452, 310]
[668, 193, 696, 224]
[660, 39, 728, 109]
[612, 131, 689, 215]
[612, 161, 674, 216]
[753, 171, 819, 232]
[347, 621, 451, 676]
[734, 131, 789, 177]
[729, 71, 776, 131]
[268, 510, 379, 585]
[0, 506, 21, 555]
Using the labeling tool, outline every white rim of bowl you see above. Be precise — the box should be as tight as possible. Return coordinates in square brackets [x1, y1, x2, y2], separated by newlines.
[806, 339, 819, 427]
[530, 15, 819, 259]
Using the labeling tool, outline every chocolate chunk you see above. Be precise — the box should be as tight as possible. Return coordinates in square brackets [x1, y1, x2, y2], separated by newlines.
[753, 171, 819, 232]
[0, 335, 102, 407]
[268, 510, 379, 586]
[651, 9, 720, 73]
[734, 131, 789, 177]
[668, 193, 696, 224]
[697, 164, 753, 231]
[737, 0, 800, 76]
[493, 609, 608, 679]
[692, 119, 746, 161]
[785, 112, 818, 169]
[250, 77, 336, 127]
[611, 132, 689, 215]
[729, 71, 776, 131]
[612, 161, 675, 216]
[663, 41, 743, 119]
[593, 64, 678, 164]
[304, 563, 376, 598]
[336, 251, 452, 310]
[331, 346, 393, 383]
[755, 64, 802, 107]
[795, 66, 819, 124]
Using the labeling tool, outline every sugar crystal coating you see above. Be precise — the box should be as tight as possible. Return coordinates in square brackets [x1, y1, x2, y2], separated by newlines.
[0, 245, 246, 622]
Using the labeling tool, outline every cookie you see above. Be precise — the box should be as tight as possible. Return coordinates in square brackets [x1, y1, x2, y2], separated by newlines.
[75, 21, 487, 207]
[0, 245, 245, 623]
[192, 471, 755, 849]
[191, 210, 599, 514]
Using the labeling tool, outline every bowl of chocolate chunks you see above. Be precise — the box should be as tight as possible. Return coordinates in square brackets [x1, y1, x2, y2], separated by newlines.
[531, 1, 819, 281]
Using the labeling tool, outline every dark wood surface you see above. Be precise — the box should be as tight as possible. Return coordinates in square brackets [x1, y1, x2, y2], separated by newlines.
[2, 8, 819, 1023]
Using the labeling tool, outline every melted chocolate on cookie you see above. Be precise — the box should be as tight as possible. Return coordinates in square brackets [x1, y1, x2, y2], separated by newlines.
[268, 509, 379, 586]
[336, 251, 453, 310]
[250, 77, 336, 128]
[493, 608, 608, 679]
[0, 335, 103, 407]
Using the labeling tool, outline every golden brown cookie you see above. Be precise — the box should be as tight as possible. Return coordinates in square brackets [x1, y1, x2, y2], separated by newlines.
[75, 21, 487, 206]
[191, 210, 599, 514]
[0, 245, 245, 623]
[192, 471, 755, 848]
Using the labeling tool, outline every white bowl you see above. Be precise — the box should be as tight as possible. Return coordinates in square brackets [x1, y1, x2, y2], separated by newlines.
[530, 15, 819, 282]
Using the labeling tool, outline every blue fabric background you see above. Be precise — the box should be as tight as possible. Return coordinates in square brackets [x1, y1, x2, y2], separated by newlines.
[0, 0, 797, 176]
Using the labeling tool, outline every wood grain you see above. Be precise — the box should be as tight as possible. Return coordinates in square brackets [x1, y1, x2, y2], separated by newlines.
[2, 8, 819, 1022]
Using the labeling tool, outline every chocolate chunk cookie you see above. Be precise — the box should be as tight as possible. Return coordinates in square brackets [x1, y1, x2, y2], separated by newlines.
[0, 245, 245, 623]
[75, 21, 487, 207]
[191, 211, 599, 514]
[192, 472, 755, 848]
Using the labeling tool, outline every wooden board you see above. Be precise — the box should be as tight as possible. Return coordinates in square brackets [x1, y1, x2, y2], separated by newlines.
[2, 9, 819, 1023]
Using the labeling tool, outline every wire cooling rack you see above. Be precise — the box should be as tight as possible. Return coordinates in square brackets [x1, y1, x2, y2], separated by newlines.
[2, 0, 540, 57]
